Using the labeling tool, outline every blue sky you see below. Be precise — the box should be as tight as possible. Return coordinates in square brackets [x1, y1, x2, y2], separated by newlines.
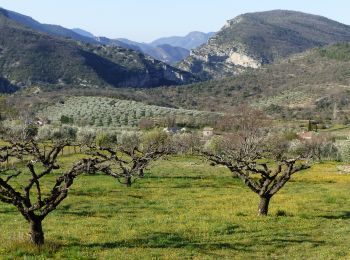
[0, 0, 349, 42]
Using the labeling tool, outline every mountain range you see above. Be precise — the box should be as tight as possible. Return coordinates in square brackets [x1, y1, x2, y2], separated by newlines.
[179, 10, 350, 79]
[1, 5, 350, 120]
[0, 8, 197, 92]
[0, 7, 213, 65]
[150, 31, 215, 50]
[73, 30, 213, 65]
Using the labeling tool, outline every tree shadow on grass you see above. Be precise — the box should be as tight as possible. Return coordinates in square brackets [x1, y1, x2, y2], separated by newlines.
[2, 240, 63, 257]
[75, 232, 249, 253]
[0, 208, 16, 214]
[268, 238, 325, 248]
[319, 211, 350, 220]
[147, 176, 204, 180]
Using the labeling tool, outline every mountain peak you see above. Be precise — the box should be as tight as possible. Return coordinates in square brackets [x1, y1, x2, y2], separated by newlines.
[0, 7, 9, 16]
[179, 10, 350, 79]
[71, 28, 95, 39]
[150, 31, 215, 50]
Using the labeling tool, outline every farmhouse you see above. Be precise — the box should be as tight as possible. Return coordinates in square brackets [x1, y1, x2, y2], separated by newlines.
[203, 127, 214, 138]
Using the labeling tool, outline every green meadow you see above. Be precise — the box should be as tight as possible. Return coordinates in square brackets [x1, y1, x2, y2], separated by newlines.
[0, 155, 349, 259]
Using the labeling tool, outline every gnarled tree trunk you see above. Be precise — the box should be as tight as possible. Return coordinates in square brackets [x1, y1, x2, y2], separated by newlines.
[29, 218, 44, 245]
[258, 195, 271, 216]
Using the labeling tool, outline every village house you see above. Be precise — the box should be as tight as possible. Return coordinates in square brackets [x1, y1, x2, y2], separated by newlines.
[202, 127, 214, 138]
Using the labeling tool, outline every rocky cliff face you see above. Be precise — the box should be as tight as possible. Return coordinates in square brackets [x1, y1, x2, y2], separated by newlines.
[179, 10, 350, 79]
[180, 37, 262, 79]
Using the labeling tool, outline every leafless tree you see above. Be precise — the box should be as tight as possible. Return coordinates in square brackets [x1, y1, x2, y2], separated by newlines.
[0, 135, 103, 245]
[172, 132, 202, 154]
[298, 134, 338, 161]
[203, 106, 311, 216]
[91, 130, 174, 187]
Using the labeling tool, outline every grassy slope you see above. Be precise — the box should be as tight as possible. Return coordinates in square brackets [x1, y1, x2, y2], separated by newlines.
[0, 155, 349, 259]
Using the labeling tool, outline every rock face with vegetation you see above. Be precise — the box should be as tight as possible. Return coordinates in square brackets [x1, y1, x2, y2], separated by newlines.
[0, 9, 197, 92]
[179, 10, 350, 79]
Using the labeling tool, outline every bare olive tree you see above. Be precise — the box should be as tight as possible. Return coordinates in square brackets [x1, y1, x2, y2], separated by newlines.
[203, 106, 311, 216]
[92, 130, 174, 187]
[0, 126, 103, 245]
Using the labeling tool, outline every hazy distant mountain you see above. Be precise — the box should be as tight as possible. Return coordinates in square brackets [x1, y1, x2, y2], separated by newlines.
[155, 44, 190, 64]
[151, 31, 215, 50]
[0, 10, 197, 92]
[0, 8, 98, 44]
[0, 7, 192, 65]
[70, 27, 192, 65]
[179, 10, 350, 79]
[94, 37, 142, 52]
[116, 39, 190, 65]
[71, 28, 95, 39]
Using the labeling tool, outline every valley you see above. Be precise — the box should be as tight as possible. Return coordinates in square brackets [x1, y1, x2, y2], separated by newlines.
[0, 4, 350, 259]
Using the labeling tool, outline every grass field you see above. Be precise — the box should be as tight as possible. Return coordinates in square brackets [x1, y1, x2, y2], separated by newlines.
[0, 155, 350, 259]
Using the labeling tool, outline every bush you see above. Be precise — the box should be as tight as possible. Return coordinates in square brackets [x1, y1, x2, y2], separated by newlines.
[51, 126, 77, 142]
[95, 131, 118, 148]
[77, 128, 96, 146]
[60, 115, 74, 124]
[337, 141, 350, 162]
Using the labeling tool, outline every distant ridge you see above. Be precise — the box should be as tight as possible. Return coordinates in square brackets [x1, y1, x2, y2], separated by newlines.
[0, 10, 197, 92]
[179, 10, 350, 79]
[0, 7, 201, 65]
[150, 31, 215, 50]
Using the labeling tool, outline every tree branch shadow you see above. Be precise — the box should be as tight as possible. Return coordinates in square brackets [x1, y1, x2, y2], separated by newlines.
[74, 232, 250, 253]
[319, 211, 350, 220]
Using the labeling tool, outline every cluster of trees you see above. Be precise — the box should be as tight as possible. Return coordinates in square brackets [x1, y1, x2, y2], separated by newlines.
[0, 106, 322, 246]
[0, 124, 176, 245]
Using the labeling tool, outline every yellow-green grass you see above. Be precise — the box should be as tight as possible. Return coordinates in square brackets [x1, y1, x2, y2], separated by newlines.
[0, 156, 350, 259]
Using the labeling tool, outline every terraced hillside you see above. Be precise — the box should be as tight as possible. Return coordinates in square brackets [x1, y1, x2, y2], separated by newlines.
[38, 96, 219, 128]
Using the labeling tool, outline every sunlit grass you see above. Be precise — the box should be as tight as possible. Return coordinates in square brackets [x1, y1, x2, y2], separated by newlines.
[0, 156, 349, 259]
